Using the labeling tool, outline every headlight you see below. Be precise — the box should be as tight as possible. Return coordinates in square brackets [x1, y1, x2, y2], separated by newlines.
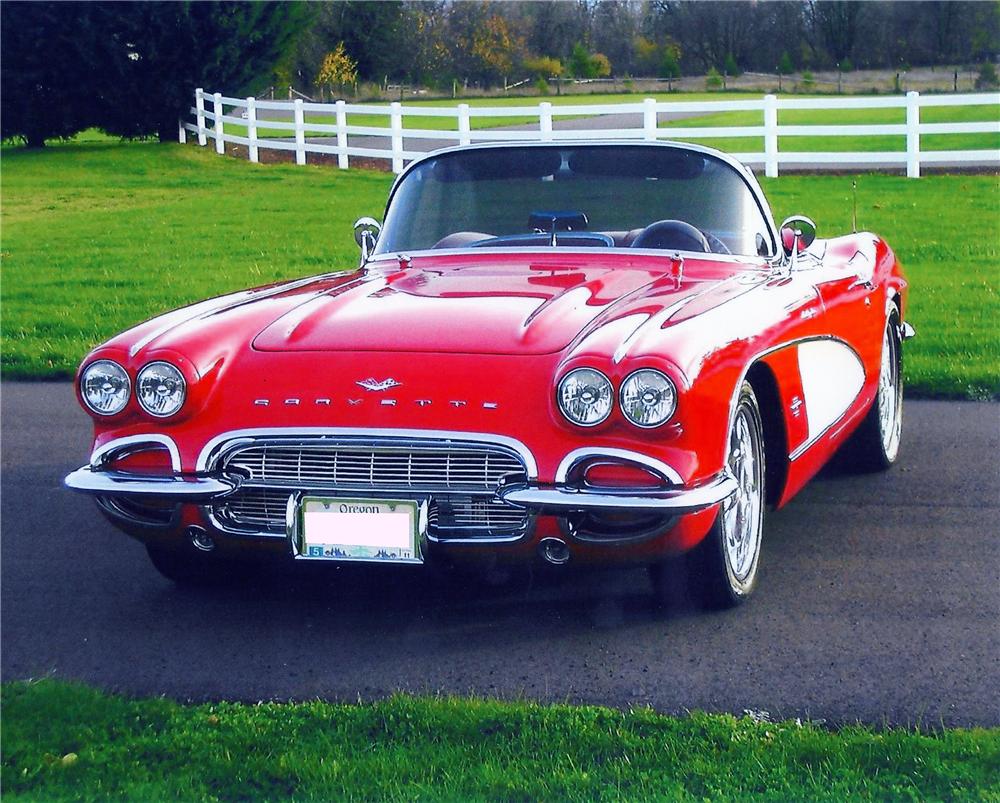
[557, 368, 613, 427]
[81, 360, 130, 415]
[136, 361, 186, 418]
[620, 369, 676, 428]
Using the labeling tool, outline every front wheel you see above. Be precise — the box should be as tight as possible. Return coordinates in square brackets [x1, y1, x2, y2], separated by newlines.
[651, 381, 766, 610]
[843, 311, 903, 472]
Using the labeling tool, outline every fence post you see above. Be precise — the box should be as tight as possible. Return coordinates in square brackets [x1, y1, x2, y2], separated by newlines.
[764, 94, 778, 178]
[643, 98, 657, 141]
[246, 96, 258, 164]
[213, 92, 225, 155]
[178, 119, 186, 144]
[458, 103, 471, 146]
[539, 102, 553, 141]
[336, 100, 349, 170]
[390, 101, 403, 174]
[906, 91, 920, 178]
[195, 88, 206, 146]
[294, 98, 306, 166]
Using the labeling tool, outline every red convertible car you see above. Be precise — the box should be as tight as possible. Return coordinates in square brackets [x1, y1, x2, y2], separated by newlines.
[66, 141, 913, 608]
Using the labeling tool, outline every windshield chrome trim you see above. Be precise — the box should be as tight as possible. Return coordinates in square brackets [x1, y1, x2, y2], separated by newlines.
[378, 140, 779, 258]
[368, 247, 770, 267]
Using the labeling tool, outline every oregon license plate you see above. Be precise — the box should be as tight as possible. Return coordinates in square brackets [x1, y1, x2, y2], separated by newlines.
[295, 497, 422, 564]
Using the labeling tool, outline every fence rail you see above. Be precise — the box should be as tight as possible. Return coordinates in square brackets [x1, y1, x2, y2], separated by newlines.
[180, 88, 1000, 178]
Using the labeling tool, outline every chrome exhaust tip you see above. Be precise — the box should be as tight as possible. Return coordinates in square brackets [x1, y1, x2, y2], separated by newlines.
[188, 525, 215, 552]
[539, 537, 570, 566]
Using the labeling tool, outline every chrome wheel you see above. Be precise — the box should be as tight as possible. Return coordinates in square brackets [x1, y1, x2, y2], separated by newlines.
[721, 402, 764, 583]
[877, 323, 902, 462]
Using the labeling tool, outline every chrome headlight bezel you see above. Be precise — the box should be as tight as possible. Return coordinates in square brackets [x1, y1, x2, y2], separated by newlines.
[619, 368, 677, 429]
[80, 359, 131, 416]
[136, 361, 187, 418]
[556, 367, 614, 427]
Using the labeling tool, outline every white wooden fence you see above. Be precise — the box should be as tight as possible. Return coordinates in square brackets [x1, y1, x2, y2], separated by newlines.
[180, 88, 999, 178]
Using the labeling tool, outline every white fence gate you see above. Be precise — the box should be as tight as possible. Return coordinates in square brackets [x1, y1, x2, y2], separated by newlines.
[180, 89, 999, 178]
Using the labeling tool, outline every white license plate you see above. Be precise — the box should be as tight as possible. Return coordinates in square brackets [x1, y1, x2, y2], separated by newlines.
[294, 497, 422, 564]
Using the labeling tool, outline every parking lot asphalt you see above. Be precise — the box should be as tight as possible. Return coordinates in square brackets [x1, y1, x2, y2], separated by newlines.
[2, 382, 997, 726]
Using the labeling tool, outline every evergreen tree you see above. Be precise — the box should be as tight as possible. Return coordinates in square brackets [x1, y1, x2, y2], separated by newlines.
[0, 2, 94, 146]
[94, 2, 312, 141]
[1, 2, 311, 145]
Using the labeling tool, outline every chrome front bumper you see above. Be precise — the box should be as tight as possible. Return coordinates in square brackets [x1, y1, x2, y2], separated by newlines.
[65, 465, 733, 515]
[497, 474, 735, 513]
[64, 466, 241, 502]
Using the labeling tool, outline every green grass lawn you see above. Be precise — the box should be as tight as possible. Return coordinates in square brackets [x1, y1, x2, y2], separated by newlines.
[3, 680, 998, 802]
[1, 140, 996, 398]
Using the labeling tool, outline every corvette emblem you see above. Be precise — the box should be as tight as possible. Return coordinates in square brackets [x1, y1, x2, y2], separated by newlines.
[356, 377, 402, 392]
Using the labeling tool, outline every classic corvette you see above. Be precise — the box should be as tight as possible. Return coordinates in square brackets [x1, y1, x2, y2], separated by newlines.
[65, 141, 913, 608]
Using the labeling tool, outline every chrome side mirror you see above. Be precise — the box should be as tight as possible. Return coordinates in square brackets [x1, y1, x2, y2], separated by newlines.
[353, 217, 382, 265]
[779, 215, 817, 258]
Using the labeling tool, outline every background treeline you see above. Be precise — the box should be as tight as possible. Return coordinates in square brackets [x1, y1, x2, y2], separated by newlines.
[282, 0, 999, 92]
[2, 0, 997, 147]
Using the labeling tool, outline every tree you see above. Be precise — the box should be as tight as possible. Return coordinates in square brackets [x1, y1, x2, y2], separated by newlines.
[591, 53, 612, 78]
[316, 43, 358, 98]
[778, 50, 794, 75]
[807, 0, 861, 65]
[634, 36, 662, 76]
[723, 53, 740, 77]
[568, 42, 611, 79]
[0, 2, 94, 146]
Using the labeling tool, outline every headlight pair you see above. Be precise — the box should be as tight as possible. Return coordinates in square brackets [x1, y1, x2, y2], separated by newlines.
[557, 368, 676, 428]
[81, 360, 186, 418]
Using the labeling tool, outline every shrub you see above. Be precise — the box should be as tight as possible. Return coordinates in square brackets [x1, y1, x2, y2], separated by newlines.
[706, 67, 723, 90]
[800, 70, 815, 91]
[976, 62, 999, 89]
[535, 77, 550, 95]
[723, 53, 740, 77]
[840, 58, 854, 72]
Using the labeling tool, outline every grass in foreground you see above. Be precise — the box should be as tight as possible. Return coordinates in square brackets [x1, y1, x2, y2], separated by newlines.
[3, 680, 998, 802]
[1, 141, 997, 398]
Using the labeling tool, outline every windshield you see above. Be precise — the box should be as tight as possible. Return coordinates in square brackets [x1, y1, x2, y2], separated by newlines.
[376, 145, 774, 258]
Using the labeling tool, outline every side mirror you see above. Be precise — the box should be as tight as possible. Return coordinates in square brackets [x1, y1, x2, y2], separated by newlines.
[353, 217, 382, 265]
[779, 215, 817, 259]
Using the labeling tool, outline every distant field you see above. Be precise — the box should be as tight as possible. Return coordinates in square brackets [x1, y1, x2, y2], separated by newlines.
[1, 140, 996, 398]
[3, 680, 998, 802]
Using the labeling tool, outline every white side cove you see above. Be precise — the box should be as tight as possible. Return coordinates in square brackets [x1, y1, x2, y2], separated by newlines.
[797, 339, 865, 445]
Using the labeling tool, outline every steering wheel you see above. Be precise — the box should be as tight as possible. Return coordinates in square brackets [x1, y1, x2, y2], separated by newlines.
[631, 220, 711, 253]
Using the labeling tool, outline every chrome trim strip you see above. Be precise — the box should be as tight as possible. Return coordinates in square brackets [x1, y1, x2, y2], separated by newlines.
[498, 474, 735, 513]
[554, 448, 684, 485]
[65, 466, 239, 500]
[90, 434, 182, 473]
[196, 427, 538, 479]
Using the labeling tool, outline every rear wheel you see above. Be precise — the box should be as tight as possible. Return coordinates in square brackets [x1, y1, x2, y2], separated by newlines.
[651, 381, 766, 610]
[844, 312, 903, 472]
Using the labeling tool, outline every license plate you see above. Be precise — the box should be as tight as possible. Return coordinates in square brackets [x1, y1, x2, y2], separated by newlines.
[293, 497, 422, 564]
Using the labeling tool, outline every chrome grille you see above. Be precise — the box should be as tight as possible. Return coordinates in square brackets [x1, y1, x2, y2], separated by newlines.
[211, 437, 531, 540]
[217, 487, 529, 538]
[224, 443, 524, 491]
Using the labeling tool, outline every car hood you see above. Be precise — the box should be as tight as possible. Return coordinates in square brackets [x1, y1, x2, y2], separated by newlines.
[251, 252, 750, 356]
